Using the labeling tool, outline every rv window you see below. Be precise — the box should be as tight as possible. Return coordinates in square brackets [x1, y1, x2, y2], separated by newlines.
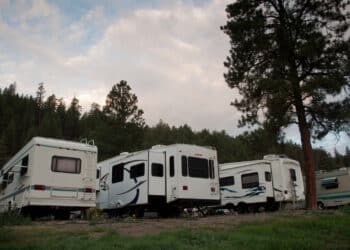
[2, 173, 8, 188]
[20, 155, 29, 176]
[265, 172, 271, 182]
[241, 173, 259, 189]
[321, 177, 338, 189]
[51, 156, 81, 174]
[112, 164, 124, 183]
[22, 155, 29, 166]
[170, 156, 175, 177]
[290, 169, 296, 181]
[209, 160, 215, 179]
[188, 157, 209, 179]
[130, 163, 145, 178]
[181, 156, 187, 176]
[220, 176, 234, 186]
[96, 169, 100, 179]
[152, 163, 163, 177]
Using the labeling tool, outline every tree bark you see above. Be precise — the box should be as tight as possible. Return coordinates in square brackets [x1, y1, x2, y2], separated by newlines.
[297, 119, 317, 209]
[292, 81, 317, 209]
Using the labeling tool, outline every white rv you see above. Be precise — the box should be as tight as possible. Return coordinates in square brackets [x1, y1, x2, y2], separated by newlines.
[96, 144, 220, 216]
[0, 137, 97, 218]
[316, 167, 350, 209]
[219, 155, 305, 212]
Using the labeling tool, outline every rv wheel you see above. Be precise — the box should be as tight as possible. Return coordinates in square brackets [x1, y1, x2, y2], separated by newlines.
[226, 204, 235, 214]
[317, 202, 325, 210]
[247, 205, 257, 213]
[237, 203, 247, 214]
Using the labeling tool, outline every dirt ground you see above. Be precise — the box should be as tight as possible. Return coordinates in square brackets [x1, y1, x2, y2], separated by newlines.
[12, 210, 308, 237]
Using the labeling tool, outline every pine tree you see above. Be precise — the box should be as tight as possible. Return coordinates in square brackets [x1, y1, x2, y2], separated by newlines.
[104, 80, 145, 127]
[222, 0, 350, 209]
[64, 97, 81, 140]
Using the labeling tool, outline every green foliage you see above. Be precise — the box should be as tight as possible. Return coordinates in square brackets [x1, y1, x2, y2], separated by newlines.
[1, 212, 350, 249]
[104, 80, 145, 126]
[221, 0, 350, 139]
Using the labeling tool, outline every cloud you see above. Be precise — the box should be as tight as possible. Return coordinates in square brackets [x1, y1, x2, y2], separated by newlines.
[59, 0, 237, 131]
[0, 0, 348, 154]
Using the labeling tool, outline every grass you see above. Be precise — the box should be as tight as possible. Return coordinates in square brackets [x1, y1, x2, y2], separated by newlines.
[0, 211, 350, 249]
[0, 210, 31, 227]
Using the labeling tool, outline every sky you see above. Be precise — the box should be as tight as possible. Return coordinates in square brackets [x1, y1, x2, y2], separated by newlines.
[0, 0, 348, 155]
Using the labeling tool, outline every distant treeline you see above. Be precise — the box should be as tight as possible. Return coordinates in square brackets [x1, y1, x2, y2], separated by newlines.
[0, 82, 349, 171]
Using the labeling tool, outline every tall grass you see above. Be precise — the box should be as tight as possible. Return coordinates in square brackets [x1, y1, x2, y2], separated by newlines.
[1, 212, 349, 249]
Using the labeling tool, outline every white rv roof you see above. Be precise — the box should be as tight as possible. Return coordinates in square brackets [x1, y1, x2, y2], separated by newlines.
[151, 144, 215, 151]
[220, 160, 270, 171]
[32, 137, 97, 152]
[1, 137, 97, 173]
[220, 155, 299, 171]
[98, 144, 216, 166]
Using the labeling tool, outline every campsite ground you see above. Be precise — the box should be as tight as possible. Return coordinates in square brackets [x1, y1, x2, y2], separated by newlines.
[1, 209, 350, 249]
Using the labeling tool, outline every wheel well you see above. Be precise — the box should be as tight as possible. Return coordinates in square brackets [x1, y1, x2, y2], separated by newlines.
[225, 203, 235, 209]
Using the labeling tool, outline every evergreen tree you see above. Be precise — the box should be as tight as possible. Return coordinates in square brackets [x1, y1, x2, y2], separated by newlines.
[36, 82, 45, 108]
[104, 80, 145, 127]
[222, 0, 350, 209]
[64, 97, 81, 140]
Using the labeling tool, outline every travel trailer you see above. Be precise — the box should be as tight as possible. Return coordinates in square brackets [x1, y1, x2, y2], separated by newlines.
[96, 144, 220, 216]
[316, 167, 350, 209]
[0, 137, 97, 218]
[219, 155, 305, 213]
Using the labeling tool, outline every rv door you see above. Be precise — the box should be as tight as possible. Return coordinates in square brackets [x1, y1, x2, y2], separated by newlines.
[148, 151, 166, 196]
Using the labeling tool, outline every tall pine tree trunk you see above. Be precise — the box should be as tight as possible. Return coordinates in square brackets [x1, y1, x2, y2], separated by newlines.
[298, 117, 317, 209]
[293, 79, 317, 209]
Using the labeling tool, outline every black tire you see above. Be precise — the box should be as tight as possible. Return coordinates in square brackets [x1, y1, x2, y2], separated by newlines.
[237, 203, 247, 214]
[247, 205, 257, 213]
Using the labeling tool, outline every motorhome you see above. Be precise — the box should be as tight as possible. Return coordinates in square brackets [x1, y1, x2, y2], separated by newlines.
[0, 137, 97, 218]
[316, 167, 350, 209]
[96, 144, 220, 216]
[219, 155, 305, 213]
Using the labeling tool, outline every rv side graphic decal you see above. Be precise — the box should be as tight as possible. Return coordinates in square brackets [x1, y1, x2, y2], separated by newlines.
[222, 186, 266, 199]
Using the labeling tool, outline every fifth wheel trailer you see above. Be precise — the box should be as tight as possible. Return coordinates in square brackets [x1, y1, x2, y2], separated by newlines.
[0, 137, 97, 218]
[96, 144, 220, 216]
[316, 167, 350, 209]
[219, 155, 305, 212]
